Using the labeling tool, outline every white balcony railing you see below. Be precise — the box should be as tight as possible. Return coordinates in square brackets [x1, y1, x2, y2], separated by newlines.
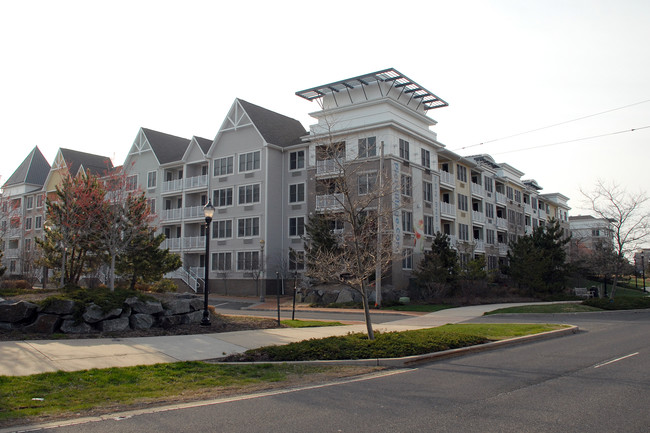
[496, 217, 508, 229]
[471, 182, 483, 196]
[160, 208, 182, 222]
[5, 248, 19, 259]
[161, 238, 182, 250]
[440, 201, 456, 217]
[498, 243, 509, 255]
[184, 205, 206, 219]
[184, 175, 208, 190]
[496, 192, 507, 205]
[316, 159, 343, 176]
[439, 170, 454, 186]
[316, 193, 344, 211]
[472, 210, 485, 224]
[162, 179, 183, 193]
[161, 236, 206, 251]
[474, 240, 485, 252]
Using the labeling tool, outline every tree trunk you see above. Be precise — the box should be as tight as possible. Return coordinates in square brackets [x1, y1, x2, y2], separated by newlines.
[360, 281, 375, 340]
[109, 254, 116, 292]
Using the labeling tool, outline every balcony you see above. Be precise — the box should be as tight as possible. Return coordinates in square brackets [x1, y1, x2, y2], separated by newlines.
[316, 193, 344, 211]
[496, 217, 508, 229]
[4, 248, 19, 259]
[162, 179, 183, 194]
[316, 159, 343, 176]
[160, 208, 182, 222]
[439, 170, 454, 187]
[471, 182, 483, 197]
[496, 192, 506, 205]
[161, 236, 206, 251]
[474, 240, 485, 252]
[472, 210, 485, 224]
[440, 202, 456, 217]
[184, 205, 207, 220]
[184, 175, 208, 190]
[498, 243, 509, 255]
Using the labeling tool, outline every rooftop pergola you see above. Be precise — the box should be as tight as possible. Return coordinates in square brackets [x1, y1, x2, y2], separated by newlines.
[296, 68, 449, 111]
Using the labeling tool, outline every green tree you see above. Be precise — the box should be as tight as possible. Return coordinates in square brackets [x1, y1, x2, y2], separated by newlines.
[412, 232, 459, 300]
[116, 231, 182, 289]
[507, 218, 570, 295]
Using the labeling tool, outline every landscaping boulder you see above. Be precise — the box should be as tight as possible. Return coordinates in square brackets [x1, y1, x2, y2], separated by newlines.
[60, 320, 94, 334]
[0, 300, 38, 323]
[163, 299, 191, 315]
[158, 315, 183, 329]
[98, 317, 130, 332]
[82, 303, 122, 324]
[189, 298, 204, 311]
[129, 313, 154, 330]
[40, 299, 76, 315]
[124, 297, 164, 315]
[180, 311, 203, 325]
[335, 290, 355, 304]
[322, 290, 340, 305]
[303, 291, 321, 305]
[23, 314, 62, 334]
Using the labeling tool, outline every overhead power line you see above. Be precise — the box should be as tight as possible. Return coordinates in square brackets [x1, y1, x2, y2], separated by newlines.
[451, 98, 650, 152]
[490, 125, 650, 156]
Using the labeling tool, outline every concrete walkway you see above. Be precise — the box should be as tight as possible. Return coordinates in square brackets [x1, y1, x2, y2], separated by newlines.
[0, 302, 550, 377]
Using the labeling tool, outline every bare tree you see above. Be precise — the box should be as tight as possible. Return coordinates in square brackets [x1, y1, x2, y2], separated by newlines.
[305, 124, 400, 340]
[581, 180, 650, 298]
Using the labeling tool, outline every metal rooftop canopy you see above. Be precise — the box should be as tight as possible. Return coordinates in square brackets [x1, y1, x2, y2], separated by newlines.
[295, 68, 449, 111]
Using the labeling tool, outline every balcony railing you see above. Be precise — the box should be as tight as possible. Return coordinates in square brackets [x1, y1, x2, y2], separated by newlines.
[162, 179, 183, 193]
[316, 193, 344, 211]
[472, 210, 485, 224]
[439, 170, 454, 186]
[474, 240, 485, 252]
[160, 208, 182, 222]
[471, 182, 483, 196]
[440, 202, 456, 217]
[185, 175, 208, 190]
[496, 217, 508, 229]
[496, 192, 506, 204]
[161, 236, 206, 251]
[498, 243, 508, 255]
[184, 205, 206, 219]
[316, 159, 343, 176]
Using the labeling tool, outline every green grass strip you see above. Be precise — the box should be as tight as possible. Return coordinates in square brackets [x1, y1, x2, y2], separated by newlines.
[485, 303, 602, 315]
[382, 304, 455, 313]
[281, 319, 344, 328]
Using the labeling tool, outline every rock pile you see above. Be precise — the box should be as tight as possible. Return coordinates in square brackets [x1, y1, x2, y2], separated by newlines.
[0, 294, 206, 334]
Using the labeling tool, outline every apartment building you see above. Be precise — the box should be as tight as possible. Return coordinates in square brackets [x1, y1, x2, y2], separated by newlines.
[1, 68, 571, 293]
[569, 214, 613, 258]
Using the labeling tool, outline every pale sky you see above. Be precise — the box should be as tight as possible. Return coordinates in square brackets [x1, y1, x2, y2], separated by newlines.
[2, 0, 649, 219]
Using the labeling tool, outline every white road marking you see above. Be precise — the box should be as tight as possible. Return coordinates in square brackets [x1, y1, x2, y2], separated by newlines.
[593, 352, 639, 369]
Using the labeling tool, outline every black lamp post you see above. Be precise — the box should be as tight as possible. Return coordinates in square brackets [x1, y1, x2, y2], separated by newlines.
[201, 200, 215, 327]
[642, 254, 646, 293]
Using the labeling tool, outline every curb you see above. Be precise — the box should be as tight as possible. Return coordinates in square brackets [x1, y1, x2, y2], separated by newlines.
[210, 325, 579, 368]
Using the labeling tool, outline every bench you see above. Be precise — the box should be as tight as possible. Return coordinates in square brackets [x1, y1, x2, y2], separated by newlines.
[574, 287, 592, 299]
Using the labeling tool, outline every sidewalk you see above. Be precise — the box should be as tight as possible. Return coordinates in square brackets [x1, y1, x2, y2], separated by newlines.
[0, 302, 557, 377]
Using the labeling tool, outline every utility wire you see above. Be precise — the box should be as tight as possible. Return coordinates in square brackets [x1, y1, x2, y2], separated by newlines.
[490, 125, 650, 156]
[451, 98, 650, 152]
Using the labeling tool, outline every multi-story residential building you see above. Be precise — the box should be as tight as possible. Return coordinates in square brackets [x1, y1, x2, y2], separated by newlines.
[569, 214, 614, 258]
[0, 147, 50, 279]
[1, 68, 572, 294]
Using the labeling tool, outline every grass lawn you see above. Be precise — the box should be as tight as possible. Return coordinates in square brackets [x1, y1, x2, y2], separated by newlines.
[0, 363, 371, 426]
[485, 304, 602, 315]
[227, 323, 566, 362]
[281, 319, 344, 328]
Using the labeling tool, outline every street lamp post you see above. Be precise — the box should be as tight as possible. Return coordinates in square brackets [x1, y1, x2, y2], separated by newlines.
[642, 254, 646, 293]
[259, 239, 265, 302]
[201, 200, 215, 327]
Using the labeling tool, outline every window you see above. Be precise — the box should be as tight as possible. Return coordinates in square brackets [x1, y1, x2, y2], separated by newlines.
[421, 149, 431, 168]
[508, 209, 516, 224]
[456, 165, 467, 182]
[358, 137, 376, 158]
[424, 215, 434, 236]
[401, 174, 412, 197]
[238, 184, 261, 205]
[485, 203, 494, 219]
[147, 171, 157, 189]
[25, 238, 32, 251]
[457, 194, 468, 211]
[506, 186, 514, 200]
[289, 217, 305, 237]
[329, 219, 344, 233]
[213, 187, 233, 207]
[213, 219, 233, 239]
[399, 139, 410, 160]
[514, 190, 522, 203]
[212, 252, 232, 271]
[486, 229, 496, 245]
[24, 217, 32, 231]
[35, 216, 42, 230]
[239, 151, 260, 172]
[237, 251, 260, 271]
[289, 183, 305, 203]
[26, 196, 33, 210]
[459, 223, 470, 241]
[214, 156, 234, 176]
[358, 172, 376, 195]
[423, 181, 433, 202]
[402, 248, 413, 270]
[484, 177, 493, 193]
[289, 150, 305, 170]
[126, 175, 138, 191]
[289, 250, 305, 271]
[147, 198, 156, 213]
[238, 217, 260, 237]
[402, 210, 413, 233]
[592, 229, 600, 237]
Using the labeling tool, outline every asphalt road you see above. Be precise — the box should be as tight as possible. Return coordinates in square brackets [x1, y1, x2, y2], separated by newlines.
[21, 311, 650, 433]
[211, 298, 410, 324]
